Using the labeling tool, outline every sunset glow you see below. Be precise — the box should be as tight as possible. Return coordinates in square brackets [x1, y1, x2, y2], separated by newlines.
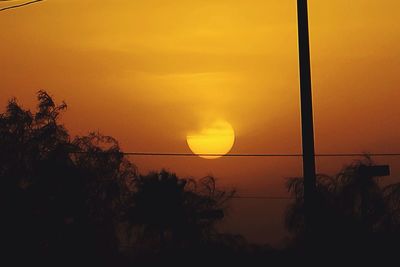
[2, 0, 400, 246]
[186, 120, 235, 159]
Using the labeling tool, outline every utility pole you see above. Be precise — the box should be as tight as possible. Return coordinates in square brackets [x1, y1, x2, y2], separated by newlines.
[297, 0, 317, 238]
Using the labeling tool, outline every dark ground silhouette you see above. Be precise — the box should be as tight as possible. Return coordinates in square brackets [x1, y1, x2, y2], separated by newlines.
[1, 91, 400, 266]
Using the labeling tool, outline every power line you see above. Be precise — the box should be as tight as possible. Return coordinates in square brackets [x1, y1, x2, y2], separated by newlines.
[122, 152, 302, 157]
[232, 196, 293, 200]
[119, 152, 400, 157]
[0, 0, 43, 12]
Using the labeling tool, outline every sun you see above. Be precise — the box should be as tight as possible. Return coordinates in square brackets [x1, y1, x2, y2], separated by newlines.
[186, 120, 235, 159]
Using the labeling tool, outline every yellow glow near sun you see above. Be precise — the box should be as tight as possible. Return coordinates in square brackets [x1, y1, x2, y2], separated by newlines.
[186, 120, 235, 159]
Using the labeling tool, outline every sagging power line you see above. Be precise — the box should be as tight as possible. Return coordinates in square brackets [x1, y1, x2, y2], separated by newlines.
[113, 152, 400, 158]
[0, 0, 43, 12]
[232, 196, 293, 200]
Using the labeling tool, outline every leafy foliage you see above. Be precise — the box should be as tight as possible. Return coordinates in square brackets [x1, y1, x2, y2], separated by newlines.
[285, 157, 400, 257]
[0, 91, 236, 265]
[127, 172, 234, 247]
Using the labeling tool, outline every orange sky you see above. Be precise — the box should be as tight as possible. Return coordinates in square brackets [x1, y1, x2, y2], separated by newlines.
[1, 0, 400, 244]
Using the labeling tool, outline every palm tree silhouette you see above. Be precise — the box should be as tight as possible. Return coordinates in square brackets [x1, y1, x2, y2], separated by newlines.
[126, 171, 235, 250]
[285, 156, 400, 259]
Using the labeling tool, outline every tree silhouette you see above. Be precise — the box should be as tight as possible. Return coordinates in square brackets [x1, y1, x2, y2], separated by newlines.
[126, 171, 234, 249]
[0, 91, 135, 265]
[285, 156, 400, 260]
[0, 91, 237, 266]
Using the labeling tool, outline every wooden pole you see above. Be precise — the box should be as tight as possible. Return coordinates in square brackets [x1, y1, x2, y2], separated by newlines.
[297, 0, 317, 237]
